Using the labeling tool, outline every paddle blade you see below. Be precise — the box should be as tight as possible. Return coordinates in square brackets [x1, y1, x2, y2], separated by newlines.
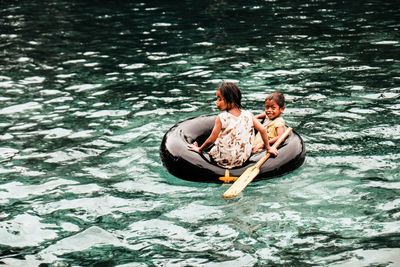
[222, 166, 260, 198]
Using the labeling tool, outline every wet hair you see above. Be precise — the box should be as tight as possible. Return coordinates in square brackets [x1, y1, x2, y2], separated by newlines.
[265, 92, 285, 108]
[217, 82, 243, 109]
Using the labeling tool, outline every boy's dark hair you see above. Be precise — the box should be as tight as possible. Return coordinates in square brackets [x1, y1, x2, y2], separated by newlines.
[266, 92, 285, 108]
[218, 82, 243, 109]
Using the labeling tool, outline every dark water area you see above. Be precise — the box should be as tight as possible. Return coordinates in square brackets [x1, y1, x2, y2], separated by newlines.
[1, 1, 399, 266]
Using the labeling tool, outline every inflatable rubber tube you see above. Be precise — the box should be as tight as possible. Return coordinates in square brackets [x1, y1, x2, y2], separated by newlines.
[160, 115, 305, 183]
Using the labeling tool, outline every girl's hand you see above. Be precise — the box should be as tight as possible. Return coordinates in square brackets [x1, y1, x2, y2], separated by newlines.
[188, 142, 201, 153]
[267, 146, 278, 156]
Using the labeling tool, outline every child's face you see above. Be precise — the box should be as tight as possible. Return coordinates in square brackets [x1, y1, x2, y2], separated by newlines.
[265, 100, 285, 120]
[216, 90, 228, 111]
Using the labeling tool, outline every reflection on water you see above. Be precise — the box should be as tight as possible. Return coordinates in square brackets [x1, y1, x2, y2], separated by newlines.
[1, 0, 400, 266]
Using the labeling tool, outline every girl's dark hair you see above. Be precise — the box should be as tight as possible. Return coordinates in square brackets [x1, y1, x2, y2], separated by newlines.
[266, 92, 285, 108]
[217, 82, 243, 109]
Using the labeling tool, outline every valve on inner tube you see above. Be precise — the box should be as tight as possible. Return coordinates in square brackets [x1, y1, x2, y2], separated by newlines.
[219, 169, 239, 183]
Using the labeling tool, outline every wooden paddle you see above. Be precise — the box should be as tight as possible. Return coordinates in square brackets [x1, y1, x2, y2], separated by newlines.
[222, 127, 293, 199]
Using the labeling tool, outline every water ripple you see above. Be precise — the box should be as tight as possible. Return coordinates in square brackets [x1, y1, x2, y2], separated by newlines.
[0, 0, 399, 266]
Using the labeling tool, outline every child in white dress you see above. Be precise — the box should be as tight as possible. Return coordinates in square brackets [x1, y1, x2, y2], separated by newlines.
[188, 82, 278, 169]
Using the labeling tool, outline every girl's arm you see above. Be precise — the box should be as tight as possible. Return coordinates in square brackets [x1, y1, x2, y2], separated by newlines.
[188, 116, 222, 153]
[267, 126, 285, 144]
[252, 116, 278, 156]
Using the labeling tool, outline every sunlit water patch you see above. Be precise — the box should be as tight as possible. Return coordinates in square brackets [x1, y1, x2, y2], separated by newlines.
[0, 0, 399, 266]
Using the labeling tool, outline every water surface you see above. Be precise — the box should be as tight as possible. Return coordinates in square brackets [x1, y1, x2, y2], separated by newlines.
[1, 1, 400, 266]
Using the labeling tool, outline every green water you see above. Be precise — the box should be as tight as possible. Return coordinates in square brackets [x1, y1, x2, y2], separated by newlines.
[1, 1, 399, 266]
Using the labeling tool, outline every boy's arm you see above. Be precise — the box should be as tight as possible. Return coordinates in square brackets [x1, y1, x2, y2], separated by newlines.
[268, 126, 285, 144]
[252, 142, 264, 153]
[255, 113, 266, 120]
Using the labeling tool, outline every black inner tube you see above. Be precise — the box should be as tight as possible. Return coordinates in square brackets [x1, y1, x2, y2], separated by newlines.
[160, 115, 305, 183]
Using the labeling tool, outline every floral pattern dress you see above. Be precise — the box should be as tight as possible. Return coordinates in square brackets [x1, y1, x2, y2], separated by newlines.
[209, 110, 254, 169]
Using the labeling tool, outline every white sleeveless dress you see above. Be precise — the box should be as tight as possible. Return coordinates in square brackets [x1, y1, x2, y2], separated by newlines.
[209, 110, 254, 169]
